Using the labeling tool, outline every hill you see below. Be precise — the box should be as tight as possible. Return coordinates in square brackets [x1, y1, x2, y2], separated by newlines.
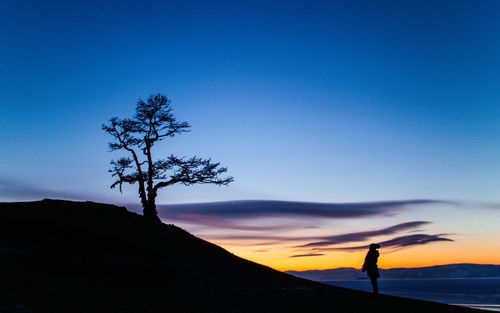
[287, 264, 500, 281]
[0, 199, 487, 312]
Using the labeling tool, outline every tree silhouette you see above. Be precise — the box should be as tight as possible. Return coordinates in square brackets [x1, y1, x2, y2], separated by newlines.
[103, 94, 233, 222]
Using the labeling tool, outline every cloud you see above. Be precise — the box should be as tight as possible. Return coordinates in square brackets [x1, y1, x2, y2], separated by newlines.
[157, 200, 448, 225]
[317, 234, 453, 252]
[298, 221, 430, 247]
[158, 200, 446, 231]
[170, 213, 295, 231]
[203, 220, 432, 250]
[0, 178, 95, 201]
[205, 234, 305, 241]
[290, 253, 325, 258]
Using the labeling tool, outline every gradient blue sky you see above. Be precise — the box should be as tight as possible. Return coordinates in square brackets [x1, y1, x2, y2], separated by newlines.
[2, 0, 499, 204]
[1, 1, 500, 269]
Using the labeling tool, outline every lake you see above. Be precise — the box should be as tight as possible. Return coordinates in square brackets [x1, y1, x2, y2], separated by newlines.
[323, 278, 500, 312]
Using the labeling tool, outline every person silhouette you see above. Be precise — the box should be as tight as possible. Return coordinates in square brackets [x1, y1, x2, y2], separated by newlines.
[362, 243, 380, 298]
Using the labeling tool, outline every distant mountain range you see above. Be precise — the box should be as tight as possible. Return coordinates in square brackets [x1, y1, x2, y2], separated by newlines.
[286, 264, 500, 281]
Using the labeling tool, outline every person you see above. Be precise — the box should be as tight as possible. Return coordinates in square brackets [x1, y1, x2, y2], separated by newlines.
[362, 243, 380, 297]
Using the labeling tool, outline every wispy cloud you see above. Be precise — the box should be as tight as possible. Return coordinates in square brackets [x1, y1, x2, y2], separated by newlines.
[0, 178, 95, 201]
[170, 213, 297, 231]
[298, 221, 430, 248]
[203, 220, 453, 257]
[204, 220, 434, 252]
[290, 253, 325, 258]
[254, 249, 269, 253]
[316, 234, 453, 252]
[157, 200, 449, 230]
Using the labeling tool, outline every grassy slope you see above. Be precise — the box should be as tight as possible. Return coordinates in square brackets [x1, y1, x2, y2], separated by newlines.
[0, 199, 487, 313]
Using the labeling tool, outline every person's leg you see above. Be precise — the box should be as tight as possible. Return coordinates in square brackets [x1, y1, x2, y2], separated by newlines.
[370, 277, 379, 296]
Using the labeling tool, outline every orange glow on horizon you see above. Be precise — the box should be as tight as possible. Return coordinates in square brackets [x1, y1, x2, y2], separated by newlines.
[185, 203, 500, 273]
[211, 239, 500, 272]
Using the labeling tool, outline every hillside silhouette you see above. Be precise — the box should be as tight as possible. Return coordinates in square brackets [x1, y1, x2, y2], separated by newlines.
[0, 199, 487, 312]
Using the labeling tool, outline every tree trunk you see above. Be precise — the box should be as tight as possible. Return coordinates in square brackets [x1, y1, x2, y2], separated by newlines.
[143, 204, 161, 223]
[143, 142, 161, 223]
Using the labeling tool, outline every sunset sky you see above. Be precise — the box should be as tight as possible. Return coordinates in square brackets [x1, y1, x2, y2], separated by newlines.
[1, 1, 500, 271]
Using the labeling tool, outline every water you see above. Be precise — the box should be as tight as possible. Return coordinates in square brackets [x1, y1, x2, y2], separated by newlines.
[323, 278, 500, 312]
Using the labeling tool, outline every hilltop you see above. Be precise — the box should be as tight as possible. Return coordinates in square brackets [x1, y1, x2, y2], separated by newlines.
[0, 199, 487, 312]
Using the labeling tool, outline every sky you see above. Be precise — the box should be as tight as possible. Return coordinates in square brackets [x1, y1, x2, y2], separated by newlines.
[1, 0, 500, 271]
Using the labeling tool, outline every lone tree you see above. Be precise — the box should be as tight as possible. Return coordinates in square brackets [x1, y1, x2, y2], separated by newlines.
[103, 94, 233, 223]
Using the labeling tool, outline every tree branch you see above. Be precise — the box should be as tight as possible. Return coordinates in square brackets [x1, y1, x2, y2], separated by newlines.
[109, 158, 142, 192]
[153, 155, 234, 192]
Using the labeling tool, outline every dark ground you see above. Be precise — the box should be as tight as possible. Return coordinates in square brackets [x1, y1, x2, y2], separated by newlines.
[0, 199, 490, 313]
